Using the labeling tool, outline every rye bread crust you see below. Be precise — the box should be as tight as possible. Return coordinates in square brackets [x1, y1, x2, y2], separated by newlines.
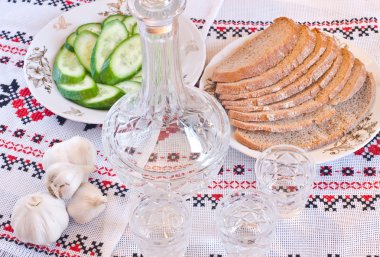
[212, 17, 300, 82]
[218, 29, 327, 100]
[215, 25, 316, 94]
[234, 74, 376, 151]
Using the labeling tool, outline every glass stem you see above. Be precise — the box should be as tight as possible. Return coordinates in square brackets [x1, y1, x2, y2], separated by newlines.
[138, 19, 185, 118]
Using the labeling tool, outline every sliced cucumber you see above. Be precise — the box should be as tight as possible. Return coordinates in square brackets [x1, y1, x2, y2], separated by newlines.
[103, 14, 125, 26]
[65, 32, 77, 52]
[123, 16, 137, 34]
[131, 69, 142, 82]
[74, 31, 98, 72]
[132, 23, 140, 35]
[100, 35, 142, 85]
[75, 84, 124, 110]
[77, 23, 102, 35]
[115, 80, 141, 94]
[53, 46, 86, 84]
[57, 75, 98, 101]
[90, 20, 128, 82]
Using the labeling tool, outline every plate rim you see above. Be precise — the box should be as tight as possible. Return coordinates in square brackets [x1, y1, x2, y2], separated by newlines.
[23, 0, 206, 124]
[199, 32, 380, 164]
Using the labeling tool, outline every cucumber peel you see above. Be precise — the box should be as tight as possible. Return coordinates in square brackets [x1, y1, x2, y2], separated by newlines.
[90, 19, 128, 83]
[57, 75, 99, 100]
[103, 14, 125, 27]
[53, 46, 86, 84]
[100, 35, 142, 85]
[74, 84, 124, 110]
[77, 23, 102, 35]
[65, 32, 77, 52]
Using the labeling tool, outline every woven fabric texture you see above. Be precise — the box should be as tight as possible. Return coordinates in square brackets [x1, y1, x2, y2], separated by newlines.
[0, 0, 380, 257]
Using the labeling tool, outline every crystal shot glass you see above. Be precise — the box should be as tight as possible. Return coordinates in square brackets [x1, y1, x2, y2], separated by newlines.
[129, 193, 191, 257]
[255, 144, 315, 218]
[215, 192, 277, 257]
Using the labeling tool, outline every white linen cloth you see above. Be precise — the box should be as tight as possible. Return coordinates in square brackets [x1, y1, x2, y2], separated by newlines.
[0, 0, 379, 257]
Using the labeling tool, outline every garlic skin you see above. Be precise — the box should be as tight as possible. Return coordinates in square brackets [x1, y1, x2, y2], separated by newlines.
[45, 163, 95, 199]
[11, 192, 69, 245]
[43, 136, 97, 169]
[67, 182, 107, 224]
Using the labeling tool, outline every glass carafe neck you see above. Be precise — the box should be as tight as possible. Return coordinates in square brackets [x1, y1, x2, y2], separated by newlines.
[128, 0, 186, 116]
[138, 18, 185, 114]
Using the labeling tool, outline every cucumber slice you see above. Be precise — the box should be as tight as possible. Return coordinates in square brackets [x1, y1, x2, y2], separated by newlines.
[74, 31, 98, 72]
[115, 80, 141, 94]
[53, 46, 86, 84]
[103, 14, 125, 26]
[90, 20, 128, 82]
[65, 32, 77, 52]
[131, 69, 142, 82]
[75, 84, 124, 110]
[57, 75, 99, 100]
[100, 35, 142, 85]
[123, 16, 136, 34]
[132, 23, 140, 35]
[77, 23, 102, 35]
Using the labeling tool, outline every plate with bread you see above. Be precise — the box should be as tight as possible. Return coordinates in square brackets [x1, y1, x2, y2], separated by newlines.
[200, 17, 380, 163]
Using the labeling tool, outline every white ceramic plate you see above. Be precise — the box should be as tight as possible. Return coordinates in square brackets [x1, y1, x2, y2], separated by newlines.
[199, 33, 380, 163]
[24, 0, 206, 124]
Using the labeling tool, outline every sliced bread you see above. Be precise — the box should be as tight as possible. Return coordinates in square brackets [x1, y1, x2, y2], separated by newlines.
[330, 59, 367, 105]
[218, 29, 327, 100]
[221, 35, 337, 107]
[224, 48, 344, 112]
[229, 48, 356, 122]
[234, 74, 376, 151]
[215, 25, 316, 94]
[211, 17, 299, 82]
[231, 105, 336, 132]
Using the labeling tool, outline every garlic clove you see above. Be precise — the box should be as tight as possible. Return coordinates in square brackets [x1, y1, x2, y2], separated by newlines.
[42, 144, 69, 170]
[64, 136, 97, 167]
[11, 192, 69, 245]
[67, 182, 107, 224]
[42, 136, 97, 170]
[45, 162, 91, 199]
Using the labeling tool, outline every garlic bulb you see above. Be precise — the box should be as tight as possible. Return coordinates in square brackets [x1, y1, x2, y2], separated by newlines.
[11, 192, 69, 245]
[67, 182, 107, 224]
[45, 163, 95, 199]
[43, 136, 97, 169]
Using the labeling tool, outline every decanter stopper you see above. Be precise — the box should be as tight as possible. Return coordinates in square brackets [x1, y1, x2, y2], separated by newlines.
[128, 0, 185, 33]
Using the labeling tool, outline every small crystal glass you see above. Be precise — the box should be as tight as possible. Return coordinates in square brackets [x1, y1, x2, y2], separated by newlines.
[255, 144, 315, 218]
[130, 193, 191, 257]
[215, 192, 277, 257]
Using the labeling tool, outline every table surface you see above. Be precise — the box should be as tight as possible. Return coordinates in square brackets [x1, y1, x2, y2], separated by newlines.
[1, 0, 380, 257]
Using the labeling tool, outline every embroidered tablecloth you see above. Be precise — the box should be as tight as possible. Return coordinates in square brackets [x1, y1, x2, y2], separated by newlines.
[1, 0, 380, 256]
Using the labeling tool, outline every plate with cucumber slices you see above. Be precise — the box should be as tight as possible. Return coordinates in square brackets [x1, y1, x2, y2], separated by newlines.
[24, 0, 206, 124]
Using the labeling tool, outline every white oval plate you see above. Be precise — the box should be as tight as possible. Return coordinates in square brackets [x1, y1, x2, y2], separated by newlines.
[24, 0, 206, 124]
[199, 33, 380, 163]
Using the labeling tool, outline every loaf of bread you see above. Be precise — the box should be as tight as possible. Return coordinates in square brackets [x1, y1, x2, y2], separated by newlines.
[209, 17, 376, 151]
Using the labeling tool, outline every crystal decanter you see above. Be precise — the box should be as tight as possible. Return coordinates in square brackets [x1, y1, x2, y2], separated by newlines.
[102, 0, 230, 196]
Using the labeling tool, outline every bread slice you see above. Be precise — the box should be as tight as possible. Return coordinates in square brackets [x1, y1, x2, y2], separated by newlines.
[211, 17, 299, 82]
[225, 48, 344, 112]
[218, 29, 327, 100]
[229, 48, 355, 122]
[215, 25, 316, 94]
[234, 74, 376, 151]
[231, 105, 336, 132]
[330, 59, 367, 105]
[224, 36, 338, 108]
